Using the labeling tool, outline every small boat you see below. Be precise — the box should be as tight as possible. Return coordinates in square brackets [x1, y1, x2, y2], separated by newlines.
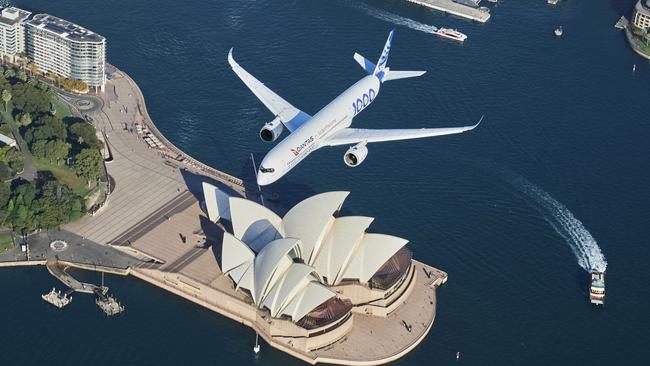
[435, 28, 467, 42]
[633, 64, 637, 72]
[589, 270, 605, 305]
[554, 26, 563, 37]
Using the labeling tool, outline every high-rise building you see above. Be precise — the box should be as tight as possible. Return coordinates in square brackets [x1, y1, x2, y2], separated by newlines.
[26, 13, 106, 91]
[0, 7, 31, 63]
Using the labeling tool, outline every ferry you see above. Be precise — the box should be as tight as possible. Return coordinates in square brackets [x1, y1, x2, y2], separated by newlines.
[435, 28, 467, 42]
[589, 271, 605, 305]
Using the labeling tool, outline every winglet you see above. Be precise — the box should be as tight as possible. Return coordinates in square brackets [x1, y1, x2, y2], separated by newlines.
[473, 115, 485, 129]
[228, 47, 236, 67]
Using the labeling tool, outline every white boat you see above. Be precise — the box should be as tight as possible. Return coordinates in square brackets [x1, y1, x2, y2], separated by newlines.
[435, 28, 467, 42]
[554, 26, 563, 36]
[589, 271, 605, 305]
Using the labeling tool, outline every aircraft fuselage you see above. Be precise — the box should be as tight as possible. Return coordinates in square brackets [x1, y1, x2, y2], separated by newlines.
[257, 75, 381, 185]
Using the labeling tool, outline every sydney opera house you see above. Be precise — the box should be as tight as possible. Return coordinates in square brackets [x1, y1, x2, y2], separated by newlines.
[199, 185, 448, 363]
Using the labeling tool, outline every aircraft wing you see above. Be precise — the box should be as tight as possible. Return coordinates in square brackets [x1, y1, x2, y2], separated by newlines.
[228, 48, 310, 132]
[323, 116, 483, 146]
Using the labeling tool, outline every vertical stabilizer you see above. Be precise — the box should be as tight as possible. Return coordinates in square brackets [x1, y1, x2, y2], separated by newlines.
[373, 30, 395, 80]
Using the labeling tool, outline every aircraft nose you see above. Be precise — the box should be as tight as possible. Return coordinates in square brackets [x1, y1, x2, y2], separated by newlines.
[256, 171, 270, 186]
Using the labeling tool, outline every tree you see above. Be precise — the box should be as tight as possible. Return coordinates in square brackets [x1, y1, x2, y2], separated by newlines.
[73, 148, 103, 184]
[45, 139, 70, 165]
[1, 89, 11, 112]
[3, 68, 15, 79]
[18, 113, 31, 126]
[17, 56, 27, 72]
[27, 62, 39, 77]
[0, 181, 10, 222]
[5, 148, 23, 173]
[30, 139, 47, 159]
[0, 162, 10, 181]
[25, 115, 67, 143]
[17, 71, 27, 83]
[70, 122, 102, 150]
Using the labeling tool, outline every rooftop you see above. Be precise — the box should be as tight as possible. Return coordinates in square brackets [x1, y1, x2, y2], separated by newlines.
[0, 6, 31, 26]
[27, 13, 104, 43]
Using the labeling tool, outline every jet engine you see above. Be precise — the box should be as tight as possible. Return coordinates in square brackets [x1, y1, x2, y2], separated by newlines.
[343, 142, 368, 167]
[259, 117, 284, 142]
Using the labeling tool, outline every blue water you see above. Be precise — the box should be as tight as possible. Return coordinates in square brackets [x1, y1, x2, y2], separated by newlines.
[2, 0, 649, 364]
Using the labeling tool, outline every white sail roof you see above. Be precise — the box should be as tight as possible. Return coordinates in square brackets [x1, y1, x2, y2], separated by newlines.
[282, 191, 349, 264]
[312, 216, 374, 285]
[218, 191, 412, 324]
[230, 197, 283, 252]
[221, 232, 255, 291]
[261, 263, 319, 317]
[253, 238, 302, 304]
[282, 281, 336, 321]
[341, 233, 409, 283]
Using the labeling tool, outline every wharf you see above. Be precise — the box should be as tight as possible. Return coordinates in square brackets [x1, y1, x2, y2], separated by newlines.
[406, 0, 491, 23]
[615, 16, 628, 29]
[46, 259, 99, 294]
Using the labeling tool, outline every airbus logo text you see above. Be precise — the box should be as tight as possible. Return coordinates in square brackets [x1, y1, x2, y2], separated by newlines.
[352, 88, 376, 116]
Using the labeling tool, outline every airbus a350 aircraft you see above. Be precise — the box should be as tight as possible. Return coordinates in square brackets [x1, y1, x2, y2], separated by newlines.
[229, 30, 482, 186]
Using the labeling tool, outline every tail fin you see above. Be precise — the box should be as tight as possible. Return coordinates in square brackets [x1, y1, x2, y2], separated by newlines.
[367, 30, 426, 82]
[373, 30, 395, 78]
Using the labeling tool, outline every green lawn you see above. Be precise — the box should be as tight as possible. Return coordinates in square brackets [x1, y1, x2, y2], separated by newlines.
[33, 157, 93, 197]
[0, 232, 14, 252]
[52, 99, 72, 119]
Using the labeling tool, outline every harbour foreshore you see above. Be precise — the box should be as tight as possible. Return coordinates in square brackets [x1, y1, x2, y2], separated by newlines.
[406, 0, 491, 23]
[0, 66, 446, 365]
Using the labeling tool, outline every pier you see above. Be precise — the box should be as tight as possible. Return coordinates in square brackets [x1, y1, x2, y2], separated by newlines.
[46, 259, 99, 294]
[406, 0, 491, 23]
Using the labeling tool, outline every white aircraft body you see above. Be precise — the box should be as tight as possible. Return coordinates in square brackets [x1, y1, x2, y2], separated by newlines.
[228, 30, 482, 186]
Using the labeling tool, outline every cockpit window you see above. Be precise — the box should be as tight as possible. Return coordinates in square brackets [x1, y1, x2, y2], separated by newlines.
[260, 166, 275, 173]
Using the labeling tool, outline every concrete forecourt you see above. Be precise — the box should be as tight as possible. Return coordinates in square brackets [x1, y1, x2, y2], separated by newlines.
[0, 41, 447, 366]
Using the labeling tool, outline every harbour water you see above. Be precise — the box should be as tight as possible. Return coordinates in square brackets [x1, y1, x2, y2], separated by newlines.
[2, 0, 650, 364]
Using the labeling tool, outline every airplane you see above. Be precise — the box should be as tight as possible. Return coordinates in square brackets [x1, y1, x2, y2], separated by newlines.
[228, 30, 482, 186]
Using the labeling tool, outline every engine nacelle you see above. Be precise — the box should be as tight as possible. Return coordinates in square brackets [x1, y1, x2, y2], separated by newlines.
[259, 117, 284, 142]
[343, 142, 368, 167]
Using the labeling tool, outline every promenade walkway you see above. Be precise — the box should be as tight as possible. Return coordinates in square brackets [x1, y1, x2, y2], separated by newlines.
[64, 68, 245, 245]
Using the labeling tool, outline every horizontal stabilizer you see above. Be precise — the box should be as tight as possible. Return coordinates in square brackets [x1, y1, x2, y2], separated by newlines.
[383, 70, 426, 81]
[353, 53, 376, 75]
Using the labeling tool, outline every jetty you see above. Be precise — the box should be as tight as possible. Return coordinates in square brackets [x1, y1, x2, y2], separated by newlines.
[406, 0, 491, 23]
[41, 288, 72, 308]
[46, 259, 99, 294]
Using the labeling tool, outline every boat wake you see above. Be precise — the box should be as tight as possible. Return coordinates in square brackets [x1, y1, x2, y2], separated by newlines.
[510, 175, 608, 272]
[343, 1, 438, 34]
